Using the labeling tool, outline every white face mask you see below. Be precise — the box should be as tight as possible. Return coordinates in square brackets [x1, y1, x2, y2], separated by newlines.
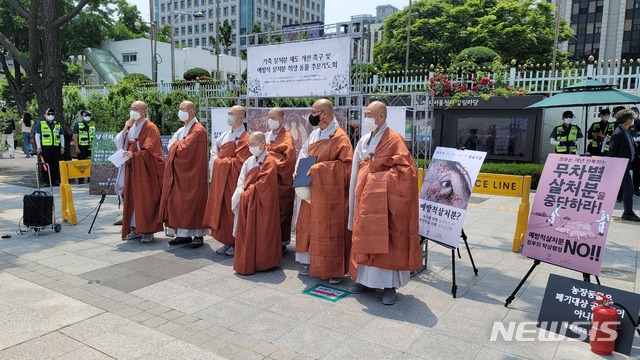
[563, 118, 572, 124]
[83, 116, 91, 121]
[602, 115, 610, 121]
[46, 115, 55, 121]
[249, 145, 261, 157]
[227, 115, 237, 126]
[178, 110, 190, 122]
[130, 110, 141, 121]
[363, 117, 378, 133]
[267, 118, 280, 130]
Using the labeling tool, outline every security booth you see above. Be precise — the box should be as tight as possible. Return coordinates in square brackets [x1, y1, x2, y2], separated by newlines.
[432, 95, 545, 163]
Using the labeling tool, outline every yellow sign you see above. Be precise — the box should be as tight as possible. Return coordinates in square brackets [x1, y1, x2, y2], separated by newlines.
[473, 173, 524, 197]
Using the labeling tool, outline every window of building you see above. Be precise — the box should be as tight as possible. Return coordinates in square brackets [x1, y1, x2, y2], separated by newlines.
[180, 0, 185, 9]
[195, 24, 199, 33]
[122, 53, 137, 63]
[174, 27, 179, 35]
[231, 49, 236, 56]
[202, 37, 207, 46]
[161, 16, 166, 25]
[202, 24, 207, 32]
[231, 5, 236, 15]
[210, 23, 215, 31]
[277, 1, 281, 10]
[181, 26, 186, 35]
[277, 14, 281, 23]
[289, 5, 293, 14]
[257, 7, 261, 18]
[188, 39, 193, 47]
[187, 0, 192, 7]
[174, 2, 178, 10]
[264, 10, 268, 18]
[224, 7, 229, 16]
[195, 38, 200, 46]
[231, 20, 236, 27]
[161, 3, 166, 12]
[194, 0, 199, 5]
[188, 25, 193, 34]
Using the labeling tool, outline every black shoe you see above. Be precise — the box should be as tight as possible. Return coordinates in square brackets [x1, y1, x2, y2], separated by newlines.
[621, 213, 640, 222]
[168, 236, 192, 245]
[190, 236, 204, 248]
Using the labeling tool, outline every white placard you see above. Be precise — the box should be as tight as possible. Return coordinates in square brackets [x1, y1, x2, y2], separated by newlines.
[107, 149, 129, 168]
[361, 106, 406, 138]
[418, 147, 487, 248]
[210, 108, 231, 141]
[246, 37, 351, 97]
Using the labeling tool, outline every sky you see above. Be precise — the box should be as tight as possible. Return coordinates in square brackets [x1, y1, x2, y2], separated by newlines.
[127, 0, 410, 24]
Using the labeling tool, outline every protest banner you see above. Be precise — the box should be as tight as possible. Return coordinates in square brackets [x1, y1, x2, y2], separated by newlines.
[418, 147, 487, 247]
[246, 37, 350, 97]
[522, 154, 627, 275]
[89, 132, 118, 195]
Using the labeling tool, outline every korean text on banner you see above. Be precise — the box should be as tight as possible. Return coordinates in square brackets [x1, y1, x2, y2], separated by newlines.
[522, 154, 627, 275]
[418, 147, 487, 248]
[246, 37, 350, 97]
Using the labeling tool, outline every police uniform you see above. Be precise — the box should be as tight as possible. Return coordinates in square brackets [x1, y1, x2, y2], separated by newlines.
[550, 123, 583, 154]
[587, 120, 615, 156]
[36, 111, 65, 185]
[73, 120, 95, 160]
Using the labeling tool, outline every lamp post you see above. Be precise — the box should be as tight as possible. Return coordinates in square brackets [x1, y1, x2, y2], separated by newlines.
[169, 1, 205, 82]
[134, 18, 158, 83]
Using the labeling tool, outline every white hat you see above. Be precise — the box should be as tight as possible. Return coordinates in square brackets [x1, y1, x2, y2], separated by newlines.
[295, 186, 311, 204]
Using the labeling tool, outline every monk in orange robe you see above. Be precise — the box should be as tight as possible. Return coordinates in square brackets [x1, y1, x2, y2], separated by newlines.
[347, 101, 421, 305]
[232, 132, 282, 275]
[265, 107, 296, 252]
[115, 101, 164, 243]
[159, 101, 209, 249]
[203, 105, 251, 256]
[295, 99, 353, 284]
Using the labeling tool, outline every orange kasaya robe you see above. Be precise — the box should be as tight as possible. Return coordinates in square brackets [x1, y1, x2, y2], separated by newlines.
[296, 127, 353, 279]
[349, 128, 421, 279]
[121, 120, 165, 239]
[266, 129, 296, 244]
[159, 121, 209, 231]
[234, 155, 283, 275]
[203, 131, 251, 246]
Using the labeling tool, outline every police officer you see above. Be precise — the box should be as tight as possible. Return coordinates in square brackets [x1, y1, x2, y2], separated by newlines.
[35, 108, 65, 186]
[72, 110, 95, 184]
[587, 108, 615, 156]
[550, 110, 583, 154]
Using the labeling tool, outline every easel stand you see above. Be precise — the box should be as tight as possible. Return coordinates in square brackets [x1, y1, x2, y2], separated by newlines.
[429, 229, 479, 298]
[88, 194, 106, 234]
[504, 259, 601, 307]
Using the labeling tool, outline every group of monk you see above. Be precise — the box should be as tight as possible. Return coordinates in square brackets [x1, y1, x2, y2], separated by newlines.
[117, 98, 421, 305]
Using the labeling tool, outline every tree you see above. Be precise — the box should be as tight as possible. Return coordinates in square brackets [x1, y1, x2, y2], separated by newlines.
[219, 19, 232, 54]
[373, 0, 573, 72]
[183, 67, 211, 81]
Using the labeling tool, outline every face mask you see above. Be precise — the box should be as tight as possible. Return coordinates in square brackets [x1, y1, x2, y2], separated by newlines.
[227, 115, 237, 126]
[46, 115, 55, 121]
[130, 110, 141, 121]
[563, 118, 572, 124]
[178, 110, 190, 122]
[83, 116, 91, 121]
[249, 145, 261, 157]
[308, 113, 321, 126]
[602, 115, 610, 121]
[363, 117, 377, 133]
[267, 118, 280, 130]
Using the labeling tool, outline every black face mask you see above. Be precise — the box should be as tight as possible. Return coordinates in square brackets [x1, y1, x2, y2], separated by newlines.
[308, 113, 321, 126]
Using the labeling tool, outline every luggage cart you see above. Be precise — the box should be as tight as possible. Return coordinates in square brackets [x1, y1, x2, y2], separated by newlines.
[21, 161, 61, 235]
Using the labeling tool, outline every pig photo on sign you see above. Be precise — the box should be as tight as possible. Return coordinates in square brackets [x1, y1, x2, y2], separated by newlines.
[420, 159, 473, 210]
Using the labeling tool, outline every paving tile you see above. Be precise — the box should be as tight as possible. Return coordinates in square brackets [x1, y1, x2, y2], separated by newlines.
[135, 340, 224, 359]
[321, 337, 400, 359]
[0, 332, 82, 359]
[405, 330, 484, 359]
[83, 321, 175, 360]
[230, 311, 298, 342]
[274, 322, 349, 358]
[99, 272, 165, 293]
[195, 299, 262, 328]
[54, 346, 115, 360]
[353, 317, 426, 352]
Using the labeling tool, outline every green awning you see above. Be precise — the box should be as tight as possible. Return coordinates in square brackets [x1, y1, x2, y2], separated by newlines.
[526, 79, 640, 108]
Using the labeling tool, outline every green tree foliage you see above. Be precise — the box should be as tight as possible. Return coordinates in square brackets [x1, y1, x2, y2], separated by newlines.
[450, 46, 499, 70]
[219, 19, 233, 54]
[373, 0, 573, 71]
[123, 73, 152, 84]
[183, 67, 211, 81]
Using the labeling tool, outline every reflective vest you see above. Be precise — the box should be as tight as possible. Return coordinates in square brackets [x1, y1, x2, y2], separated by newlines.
[40, 121, 61, 146]
[554, 124, 579, 154]
[78, 122, 95, 146]
[589, 121, 615, 152]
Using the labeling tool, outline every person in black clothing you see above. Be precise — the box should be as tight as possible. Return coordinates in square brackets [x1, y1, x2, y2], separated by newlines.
[0, 107, 16, 158]
[72, 110, 95, 184]
[587, 108, 615, 156]
[608, 109, 640, 222]
[549, 111, 583, 154]
[35, 108, 65, 186]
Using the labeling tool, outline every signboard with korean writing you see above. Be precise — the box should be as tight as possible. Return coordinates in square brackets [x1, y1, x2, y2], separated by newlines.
[210, 108, 231, 143]
[538, 273, 640, 356]
[522, 154, 627, 275]
[89, 132, 118, 195]
[246, 37, 350, 97]
[90, 132, 172, 196]
[418, 147, 487, 247]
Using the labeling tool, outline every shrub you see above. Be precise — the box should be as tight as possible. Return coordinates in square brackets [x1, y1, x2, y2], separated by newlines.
[183, 67, 211, 81]
[122, 73, 152, 84]
[453, 46, 499, 67]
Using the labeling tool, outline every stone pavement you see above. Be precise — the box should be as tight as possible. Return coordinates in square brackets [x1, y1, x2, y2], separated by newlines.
[0, 155, 639, 359]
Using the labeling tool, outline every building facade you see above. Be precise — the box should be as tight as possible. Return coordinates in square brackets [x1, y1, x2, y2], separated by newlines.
[337, 4, 399, 64]
[156, 0, 325, 56]
[550, 0, 640, 61]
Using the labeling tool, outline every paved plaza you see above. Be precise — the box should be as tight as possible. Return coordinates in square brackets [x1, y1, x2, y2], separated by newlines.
[0, 156, 639, 359]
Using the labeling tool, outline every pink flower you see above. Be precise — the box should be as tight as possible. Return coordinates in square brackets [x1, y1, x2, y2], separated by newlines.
[480, 77, 490, 85]
[473, 85, 480, 91]
[471, 77, 476, 82]
[443, 92, 450, 97]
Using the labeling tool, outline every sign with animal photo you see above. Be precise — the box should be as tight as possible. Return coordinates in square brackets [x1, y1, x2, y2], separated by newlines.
[418, 147, 487, 247]
[522, 154, 627, 275]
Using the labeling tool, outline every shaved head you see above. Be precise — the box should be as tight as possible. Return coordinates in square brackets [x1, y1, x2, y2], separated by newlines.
[180, 101, 195, 112]
[366, 101, 387, 118]
[311, 98, 334, 129]
[269, 107, 284, 119]
[250, 131, 266, 143]
[230, 105, 246, 118]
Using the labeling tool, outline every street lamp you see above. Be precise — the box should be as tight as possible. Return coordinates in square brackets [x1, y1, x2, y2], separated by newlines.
[169, 1, 205, 82]
[134, 18, 158, 83]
